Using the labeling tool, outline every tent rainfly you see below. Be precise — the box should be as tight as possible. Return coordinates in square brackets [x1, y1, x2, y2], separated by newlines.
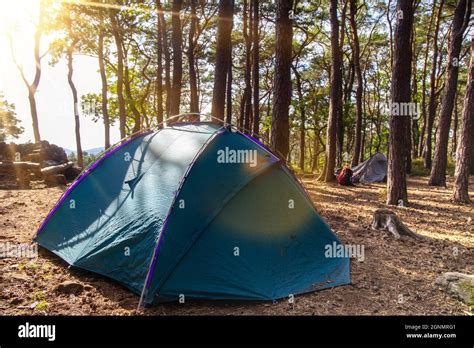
[352, 152, 388, 184]
[35, 123, 350, 306]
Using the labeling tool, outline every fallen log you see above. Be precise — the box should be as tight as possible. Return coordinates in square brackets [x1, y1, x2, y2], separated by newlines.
[41, 162, 73, 176]
[371, 209, 422, 239]
[44, 174, 67, 186]
[0, 161, 41, 173]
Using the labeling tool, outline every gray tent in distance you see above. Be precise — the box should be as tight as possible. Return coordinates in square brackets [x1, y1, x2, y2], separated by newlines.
[351, 152, 387, 184]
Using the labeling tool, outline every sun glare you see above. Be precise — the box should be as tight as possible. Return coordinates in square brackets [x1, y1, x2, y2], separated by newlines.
[0, 0, 39, 71]
[0, 1, 30, 33]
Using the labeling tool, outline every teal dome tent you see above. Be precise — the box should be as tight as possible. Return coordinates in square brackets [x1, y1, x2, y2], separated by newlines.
[35, 118, 350, 307]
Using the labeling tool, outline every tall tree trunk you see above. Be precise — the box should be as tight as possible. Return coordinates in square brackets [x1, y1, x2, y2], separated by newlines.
[160, 9, 171, 119]
[453, 37, 473, 203]
[188, 0, 199, 116]
[271, 0, 293, 160]
[452, 90, 459, 157]
[110, 12, 126, 138]
[211, 0, 234, 122]
[156, 0, 164, 127]
[470, 140, 474, 175]
[27, 92, 40, 143]
[226, 62, 233, 124]
[10, 1, 44, 142]
[312, 130, 321, 172]
[429, 0, 471, 186]
[251, 0, 260, 136]
[30, 6, 43, 143]
[349, 0, 363, 167]
[241, 0, 252, 131]
[169, 0, 183, 117]
[387, 0, 394, 70]
[337, 0, 348, 167]
[294, 67, 305, 171]
[424, 0, 444, 168]
[418, 0, 436, 157]
[66, 43, 83, 168]
[323, 0, 342, 182]
[407, 20, 418, 173]
[123, 51, 142, 133]
[386, 0, 414, 205]
[98, 23, 110, 149]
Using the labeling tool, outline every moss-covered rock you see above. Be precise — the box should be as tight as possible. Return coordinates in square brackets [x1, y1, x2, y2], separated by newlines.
[435, 272, 474, 309]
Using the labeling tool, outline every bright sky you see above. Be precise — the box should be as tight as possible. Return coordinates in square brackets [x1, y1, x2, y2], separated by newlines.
[0, 0, 120, 150]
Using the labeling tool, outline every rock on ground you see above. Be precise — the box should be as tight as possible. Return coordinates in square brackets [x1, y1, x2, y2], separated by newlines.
[435, 272, 474, 307]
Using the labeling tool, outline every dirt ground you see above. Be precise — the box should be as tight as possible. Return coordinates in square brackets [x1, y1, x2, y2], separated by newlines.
[0, 175, 472, 316]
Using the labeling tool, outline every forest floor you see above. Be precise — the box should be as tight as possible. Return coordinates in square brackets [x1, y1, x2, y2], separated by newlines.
[0, 175, 473, 316]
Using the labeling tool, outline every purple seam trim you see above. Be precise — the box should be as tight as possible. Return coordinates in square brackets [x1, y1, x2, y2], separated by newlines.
[140, 128, 227, 298]
[34, 131, 153, 239]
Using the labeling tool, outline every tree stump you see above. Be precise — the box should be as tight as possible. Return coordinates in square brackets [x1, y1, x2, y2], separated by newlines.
[371, 209, 421, 239]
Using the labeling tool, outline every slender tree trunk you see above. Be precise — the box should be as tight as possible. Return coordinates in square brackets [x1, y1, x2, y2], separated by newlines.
[424, 0, 444, 168]
[387, 0, 394, 71]
[211, 0, 234, 122]
[98, 23, 110, 149]
[452, 90, 459, 156]
[30, 10, 43, 143]
[360, 125, 366, 163]
[11, 1, 44, 142]
[407, 20, 418, 173]
[169, 0, 183, 117]
[323, 0, 342, 182]
[349, 0, 363, 167]
[294, 67, 305, 171]
[453, 37, 473, 203]
[429, 0, 471, 186]
[312, 130, 321, 172]
[188, 0, 199, 116]
[271, 0, 293, 160]
[470, 140, 474, 175]
[418, 1, 436, 157]
[66, 43, 83, 168]
[241, 0, 252, 131]
[239, 0, 248, 129]
[123, 52, 142, 133]
[252, 0, 260, 136]
[110, 12, 126, 138]
[27, 91, 41, 143]
[386, 0, 414, 205]
[156, 0, 164, 127]
[336, 0, 348, 167]
[226, 62, 233, 124]
[160, 9, 171, 119]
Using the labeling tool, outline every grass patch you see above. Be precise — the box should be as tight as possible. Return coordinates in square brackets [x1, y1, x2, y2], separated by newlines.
[379, 187, 387, 200]
[33, 291, 45, 301]
[35, 300, 49, 311]
[411, 158, 430, 176]
[410, 157, 455, 177]
[42, 272, 53, 280]
[25, 261, 40, 270]
[459, 282, 474, 309]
